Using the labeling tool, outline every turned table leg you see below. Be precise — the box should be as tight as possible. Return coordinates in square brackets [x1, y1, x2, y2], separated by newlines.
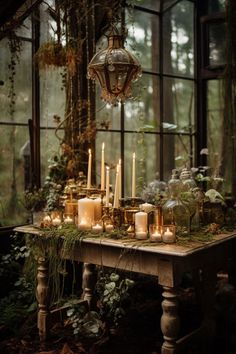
[160, 286, 180, 354]
[36, 256, 50, 342]
[82, 263, 97, 309]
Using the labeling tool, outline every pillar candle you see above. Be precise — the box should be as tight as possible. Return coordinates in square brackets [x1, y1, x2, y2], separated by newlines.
[101, 142, 105, 190]
[132, 152, 136, 198]
[135, 211, 148, 239]
[113, 164, 120, 208]
[105, 166, 110, 207]
[87, 149, 92, 189]
[78, 197, 95, 229]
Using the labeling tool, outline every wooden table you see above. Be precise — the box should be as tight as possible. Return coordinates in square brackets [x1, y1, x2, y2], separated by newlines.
[14, 225, 236, 354]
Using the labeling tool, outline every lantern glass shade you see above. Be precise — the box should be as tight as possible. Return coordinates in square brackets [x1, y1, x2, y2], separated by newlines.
[87, 33, 142, 105]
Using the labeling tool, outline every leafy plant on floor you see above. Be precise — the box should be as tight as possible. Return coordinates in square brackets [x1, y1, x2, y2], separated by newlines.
[0, 233, 37, 335]
[66, 301, 104, 339]
[96, 271, 135, 327]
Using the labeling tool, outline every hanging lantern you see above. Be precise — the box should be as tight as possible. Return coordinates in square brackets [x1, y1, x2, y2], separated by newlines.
[87, 27, 142, 105]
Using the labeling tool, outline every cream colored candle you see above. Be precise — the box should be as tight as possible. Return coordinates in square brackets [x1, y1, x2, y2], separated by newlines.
[135, 211, 148, 239]
[105, 166, 110, 207]
[52, 216, 61, 226]
[78, 197, 95, 229]
[101, 142, 105, 190]
[131, 152, 136, 198]
[64, 216, 74, 224]
[113, 164, 120, 208]
[140, 202, 154, 213]
[92, 223, 103, 233]
[94, 197, 102, 222]
[118, 158, 122, 200]
[162, 226, 176, 243]
[87, 149, 92, 189]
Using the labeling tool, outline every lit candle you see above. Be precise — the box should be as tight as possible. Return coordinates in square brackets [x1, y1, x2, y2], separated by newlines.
[118, 159, 122, 200]
[132, 152, 136, 198]
[43, 215, 51, 226]
[113, 164, 120, 208]
[64, 216, 74, 224]
[135, 211, 148, 240]
[92, 223, 103, 233]
[149, 226, 162, 242]
[162, 227, 176, 244]
[105, 166, 110, 207]
[101, 142, 105, 190]
[78, 197, 95, 229]
[52, 216, 61, 226]
[87, 149, 92, 189]
[105, 223, 114, 232]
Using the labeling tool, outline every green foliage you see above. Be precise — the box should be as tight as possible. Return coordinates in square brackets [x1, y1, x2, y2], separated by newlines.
[96, 271, 134, 327]
[24, 187, 46, 212]
[0, 233, 37, 335]
[66, 302, 103, 338]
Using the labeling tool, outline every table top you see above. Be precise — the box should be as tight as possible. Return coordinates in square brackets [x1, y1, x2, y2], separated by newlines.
[14, 224, 236, 258]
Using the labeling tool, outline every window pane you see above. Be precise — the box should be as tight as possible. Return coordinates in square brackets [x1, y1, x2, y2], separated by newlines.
[95, 132, 121, 190]
[0, 38, 32, 124]
[0, 126, 30, 226]
[207, 80, 223, 173]
[163, 1, 194, 77]
[126, 9, 159, 72]
[163, 134, 192, 181]
[163, 78, 194, 133]
[15, 16, 32, 38]
[163, 0, 179, 11]
[40, 69, 66, 128]
[136, 0, 160, 12]
[209, 22, 226, 66]
[208, 0, 226, 13]
[124, 133, 159, 197]
[125, 74, 160, 131]
[40, 128, 64, 183]
[96, 91, 121, 130]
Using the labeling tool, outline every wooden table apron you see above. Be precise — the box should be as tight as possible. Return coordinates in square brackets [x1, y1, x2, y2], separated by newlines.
[14, 226, 236, 354]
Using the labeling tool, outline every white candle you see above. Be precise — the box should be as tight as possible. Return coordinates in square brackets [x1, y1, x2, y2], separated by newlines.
[52, 216, 61, 226]
[78, 197, 95, 229]
[64, 216, 74, 224]
[162, 227, 175, 243]
[92, 223, 103, 233]
[105, 166, 110, 207]
[105, 223, 114, 232]
[150, 229, 162, 242]
[94, 197, 102, 222]
[101, 142, 105, 190]
[131, 152, 136, 198]
[135, 211, 148, 239]
[113, 164, 120, 208]
[43, 215, 51, 225]
[87, 149, 92, 189]
[140, 202, 154, 213]
[118, 159, 122, 200]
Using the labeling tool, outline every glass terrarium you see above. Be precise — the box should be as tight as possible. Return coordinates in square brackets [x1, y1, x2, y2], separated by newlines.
[162, 169, 190, 236]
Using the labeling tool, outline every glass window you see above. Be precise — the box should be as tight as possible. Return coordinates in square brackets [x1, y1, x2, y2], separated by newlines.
[126, 9, 159, 72]
[209, 22, 226, 66]
[163, 1, 194, 77]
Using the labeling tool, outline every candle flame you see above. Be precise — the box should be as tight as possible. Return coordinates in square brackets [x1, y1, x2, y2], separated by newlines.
[119, 158, 121, 165]
[106, 166, 110, 171]
[88, 148, 91, 154]
[102, 142, 105, 150]
[133, 152, 135, 159]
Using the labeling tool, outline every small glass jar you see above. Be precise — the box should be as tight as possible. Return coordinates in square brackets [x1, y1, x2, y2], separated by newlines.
[63, 213, 74, 225]
[162, 225, 176, 244]
[149, 224, 162, 242]
[92, 221, 104, 233]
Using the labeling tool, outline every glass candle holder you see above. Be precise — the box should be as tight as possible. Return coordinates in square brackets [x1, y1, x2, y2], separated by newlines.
[162, 225, 176, 244]
[92, 221, 103, 233]
[104, 221, 114, 232]
[149, 224, 162, 242]
[63, 213, 74, 225]
[51, 210, 62, 226]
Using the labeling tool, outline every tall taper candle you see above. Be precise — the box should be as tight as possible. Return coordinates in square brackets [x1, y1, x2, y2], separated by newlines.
[113, 164, 120, 208]
[131, 152, 136, 198]
[87, 149, 92, 189]
[118, 159, 122, 200]
[105, 166, 110, 207]
[101, 142, 105, 190]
